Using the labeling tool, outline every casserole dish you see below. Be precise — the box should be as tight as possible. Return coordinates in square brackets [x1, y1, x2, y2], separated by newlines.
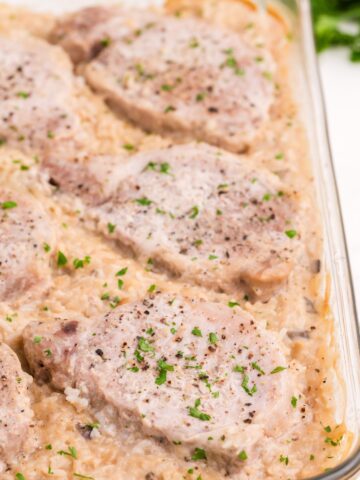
[0, 0, 359, 478]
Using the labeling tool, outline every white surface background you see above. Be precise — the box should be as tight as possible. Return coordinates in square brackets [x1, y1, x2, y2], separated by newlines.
[319, 51, 360, 313]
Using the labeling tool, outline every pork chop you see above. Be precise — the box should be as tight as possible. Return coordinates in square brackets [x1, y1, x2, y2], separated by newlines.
[0, 189, 54, 301]
[23, 294, 304, 473]
[90, 143, 299, 298]
[0, 343, 33, 471]
[52, 6, 274, 152]
[0, 34, 85, 157]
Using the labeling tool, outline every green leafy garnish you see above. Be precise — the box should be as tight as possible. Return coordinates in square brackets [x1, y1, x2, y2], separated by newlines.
[188, 398, 211, 421]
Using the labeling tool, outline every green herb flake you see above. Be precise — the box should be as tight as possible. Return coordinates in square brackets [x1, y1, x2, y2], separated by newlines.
[136, 197, 152, 206]
[138, 337, 155, 353]
[17, 91, 30, 99]
[43, 242, 51, 253]
[238, 449, 248, 461]
[116, 267, 128, 277]
[164, 105, 176, 113]
[57, 251, 68, 267]
[2, 200, 17, 209]
[33, 336, 42, 344]
[270, 366, 287, 374]
[107, 222, 116, 234]
[188, 398, 211, 421]
[191, 447, 207, 461]
[148, 284, 157, 293]
[208, 332, 218, 345]
[155, 359, 174, 385]
[191, 326, 202, 337]
[251, 362, 265, 375]
[15, 474, 26, 480]
[285, 229, 297, 239]
[122, 143, 136, 152]
[279, 454, 289, 465]
[73, 256, 91, 269]
[228, 301, 240, 308]
[241, 374, 257, 396]
[291, 396, 298, 408]
[57, 445, 77, 459]
[189, 205, 199, 219]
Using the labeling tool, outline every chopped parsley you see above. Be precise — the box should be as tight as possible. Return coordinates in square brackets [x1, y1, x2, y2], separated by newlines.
[279, 454, 289, 465]
[270, 366, 287, 374]
[44, 349, 52, 357]
[161, 84, 174, 91]
[208, 332, 218, 345]
[15, 474, 26, 480]
[135, 197, 152, 206]
[116, 267, 128, 276]
[291, 396, 298, 408]
[233, 365, 245, 373]
[137, 337, 155, 353]
[148, 284, 157, 293]
[208, 254, 218, 260]
[188, 398, 211, 421]
[285, 229, 297, 239]
[228, 301, 240, 308]
[164, 105, 176, 113]
[155, 359, 174, 385]
[100, 37, 111, 47]
[57, 445, 77, 459]
[57, 251, 68, 267]
[191, 447, 207, 461]
[17, 91, 30, 99]
[43, 242, 51, 252]
[251, 362, 265, 375]
[33, 336, 42, 344]
[189, 38, 199, 48]
[74, 474, 95, 480]
[107, 222, 116, 234]
[189, 205, 199, 219]
[191, 326, 202, 337]
[241, 374, 257, 396]
[238, 450, 248, 461]
[73, 256, 91, 269]
[2, 200, 17, 209]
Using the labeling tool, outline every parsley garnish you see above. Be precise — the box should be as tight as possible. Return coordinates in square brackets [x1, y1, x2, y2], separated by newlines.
[189, 206, 199, 219]
[251, 362, 265, 375]
[73, 256, 91, 269]
[43, 243, 51, 252]
[188, 398, 211, 421]
[138, 337, 155, 353]
[241, 374, 257, 396]
[208, 332, 218, 345]
[279, 454, 289, 465]
[116, 267, 128, 276]
[155, 359, 174, 385]
[107, 222, 116, 233]
[285, 230, 297, 239]
[228, 301, 240, 308]
[148, 284, 156, 293]
[191, 326, 202, 337]
[191, 448, 207, 461]
[33, 336, 42, 344]
[270, 366, 287, 374]
[291, 396, 298, 408]
[238, 450, 248, 461]
[2, 201, 17, 209]
[57, 251, 67, 267]
[57, 445, 77, 459]
[136, 197, 152, 206]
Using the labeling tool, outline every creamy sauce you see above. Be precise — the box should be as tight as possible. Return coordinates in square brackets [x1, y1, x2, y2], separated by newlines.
[0, 1, 351, 479]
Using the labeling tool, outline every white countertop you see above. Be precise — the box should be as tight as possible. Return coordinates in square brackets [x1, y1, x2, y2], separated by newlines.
[320, 51, 360, 313]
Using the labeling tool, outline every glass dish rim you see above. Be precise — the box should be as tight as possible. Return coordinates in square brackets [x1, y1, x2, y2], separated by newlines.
[286, 0, 360, 479]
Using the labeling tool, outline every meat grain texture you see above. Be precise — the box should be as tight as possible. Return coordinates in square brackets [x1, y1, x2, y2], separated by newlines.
[23, 294, 306, 474]
[52, 6, 275, 152]
[0, 343, 33, 472]
[92, 143, 300, 299]
[0, 189, 54, 301]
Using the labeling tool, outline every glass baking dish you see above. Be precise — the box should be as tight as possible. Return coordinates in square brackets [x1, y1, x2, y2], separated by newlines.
[269, 1, 360, 479]
[3, 0, 359, 478]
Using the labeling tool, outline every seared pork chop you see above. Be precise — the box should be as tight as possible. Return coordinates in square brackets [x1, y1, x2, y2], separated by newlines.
[52, 6, 274, 152]
[23, 294, 304, 472]
[0, 343, 32, 470]
[0, 189, 54, 301]
[90, 143, 299, 298]
[0, 34, 85, 157]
